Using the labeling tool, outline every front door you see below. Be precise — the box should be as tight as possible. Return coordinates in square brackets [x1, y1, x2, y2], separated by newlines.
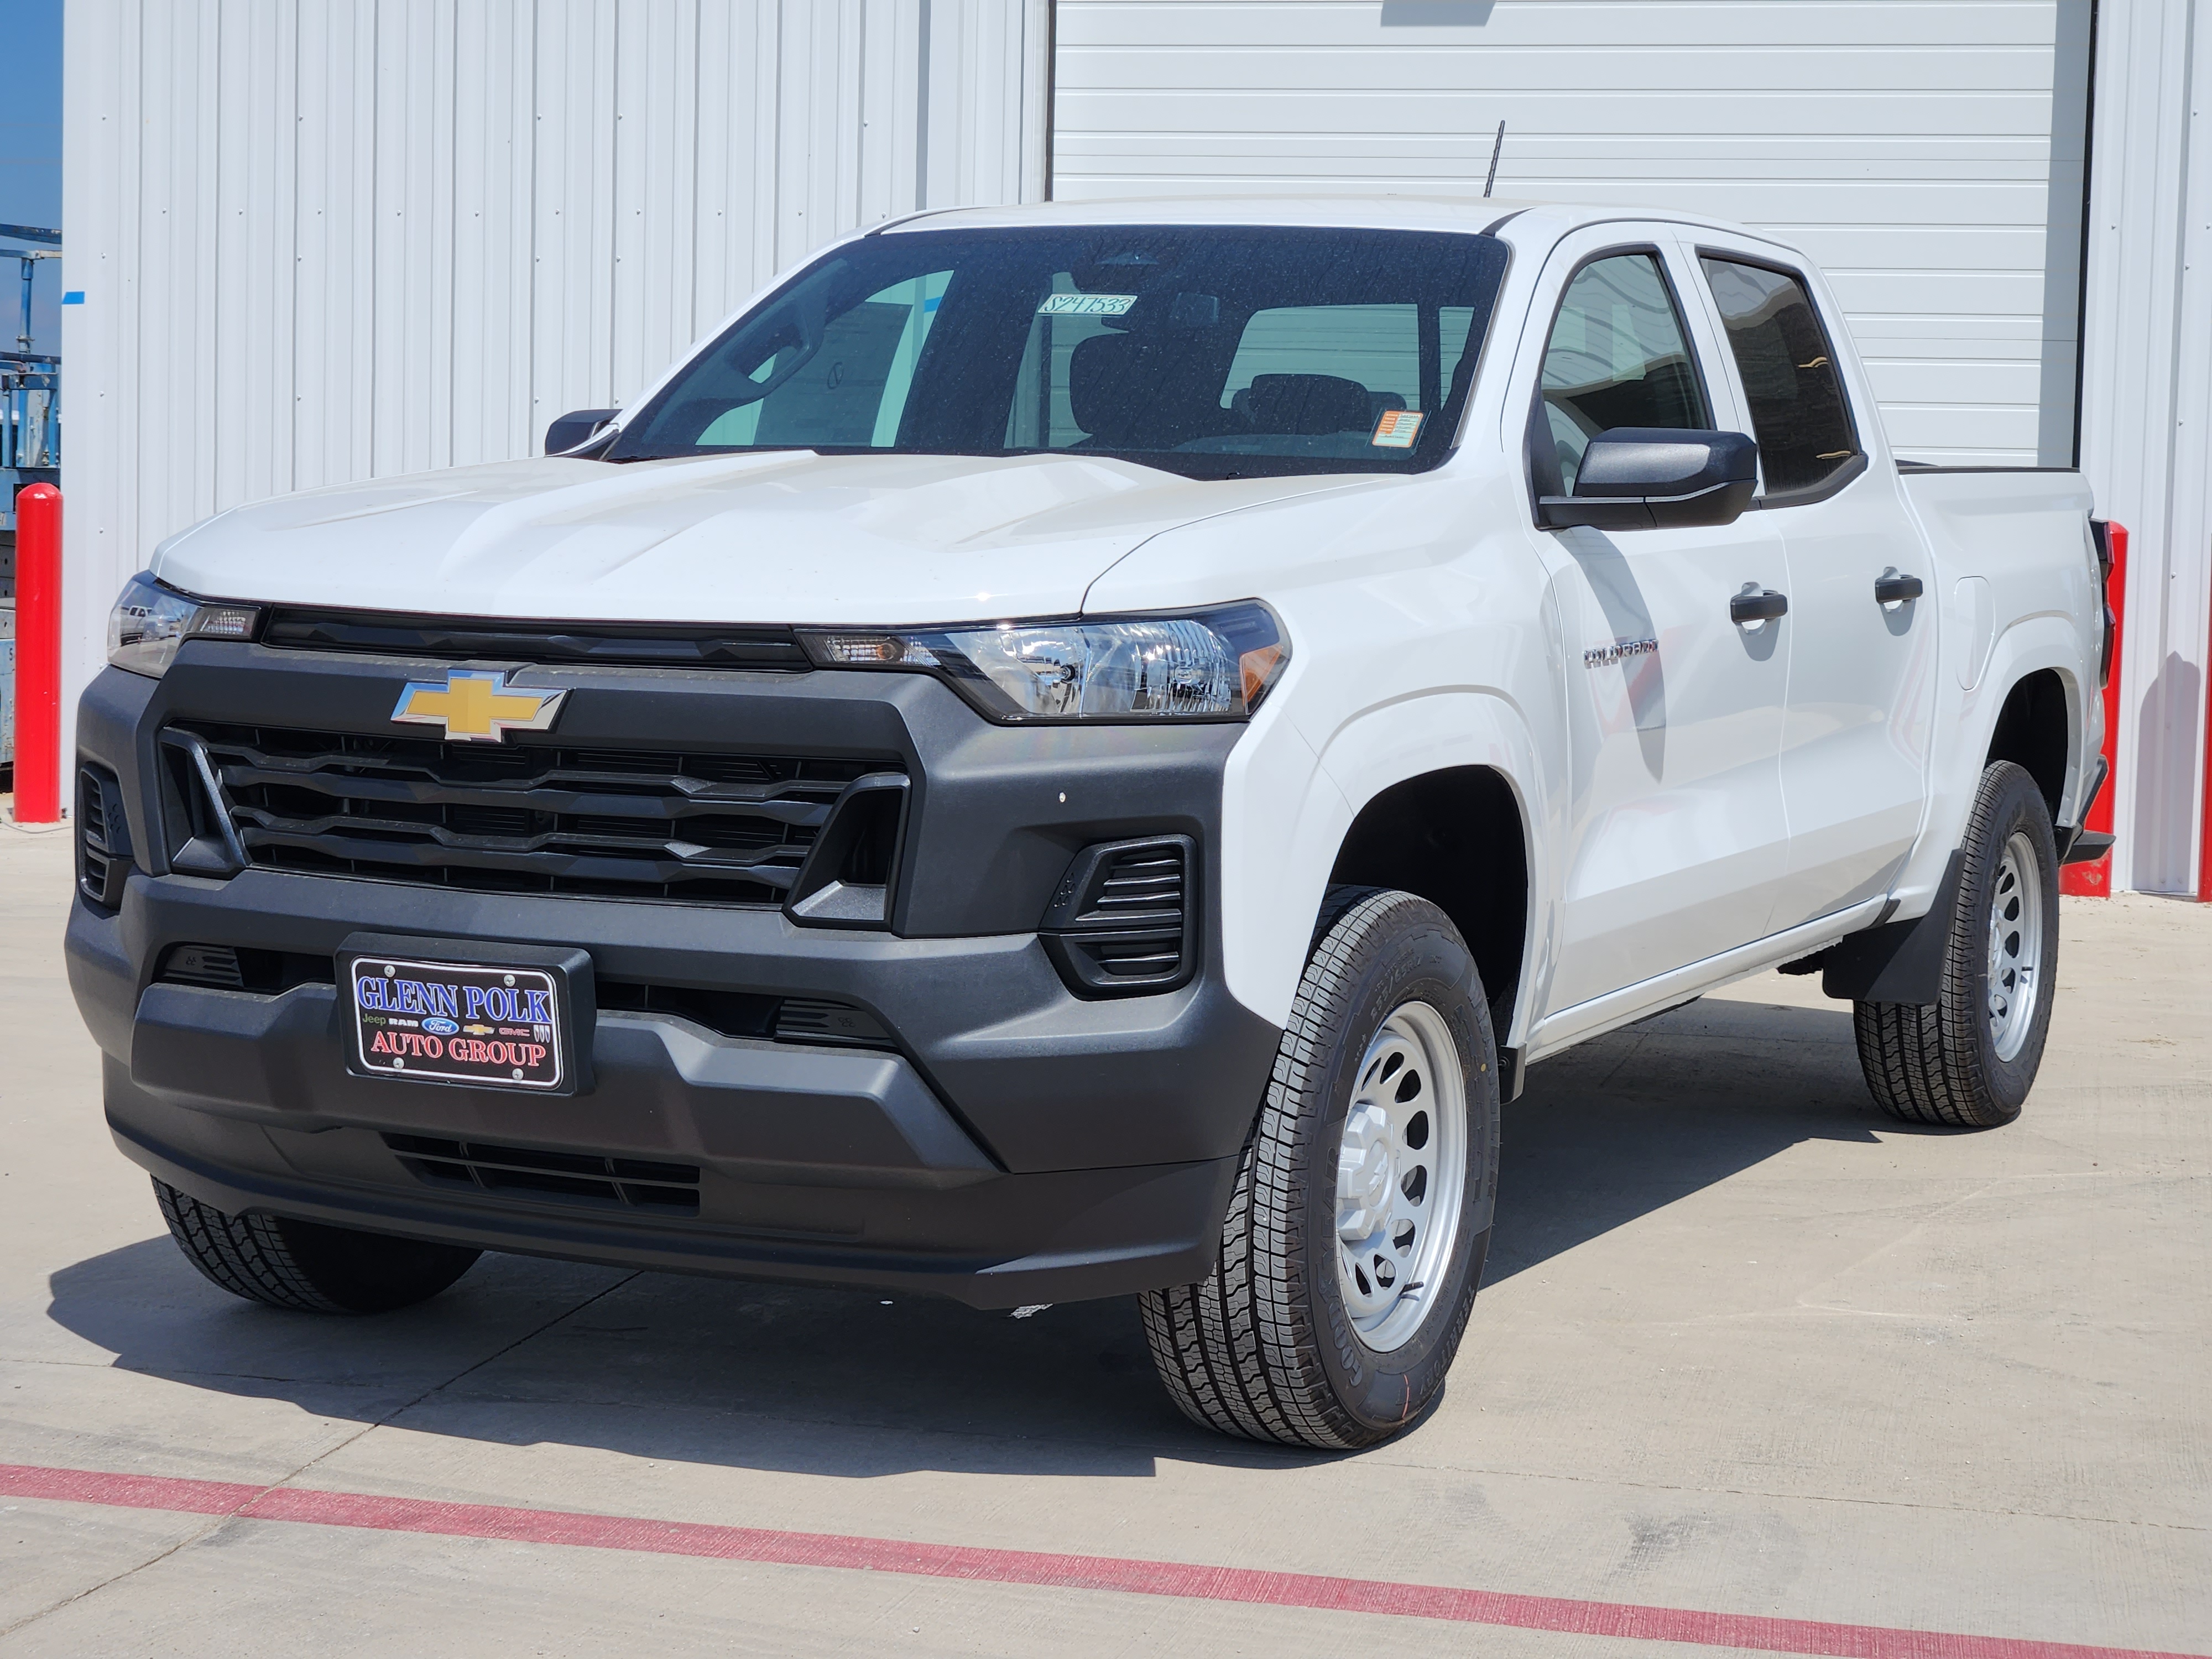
[1521, 236, 1796, 1017]
[1690, 250, 1936, 925]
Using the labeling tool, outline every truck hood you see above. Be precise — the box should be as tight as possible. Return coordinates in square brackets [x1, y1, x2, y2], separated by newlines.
[151, 450, 1343, 624]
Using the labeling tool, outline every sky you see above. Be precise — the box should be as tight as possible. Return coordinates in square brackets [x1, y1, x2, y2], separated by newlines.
[0, 0, 64, 357]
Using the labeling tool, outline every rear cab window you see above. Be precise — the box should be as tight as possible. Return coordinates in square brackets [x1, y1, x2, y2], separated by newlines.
[1696, 254, 1863, 502]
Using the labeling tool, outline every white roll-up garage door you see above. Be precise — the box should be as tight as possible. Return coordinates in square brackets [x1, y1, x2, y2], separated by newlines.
[1051, 1, 2092, 466]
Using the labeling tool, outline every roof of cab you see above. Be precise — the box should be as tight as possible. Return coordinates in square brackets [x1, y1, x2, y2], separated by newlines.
[868, 194, 1767, 249]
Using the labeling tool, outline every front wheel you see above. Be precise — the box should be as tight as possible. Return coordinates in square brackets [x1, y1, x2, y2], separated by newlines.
[1141, 887, 1500, 1449]
[155, 1179, 482, 1313]
[1854, 760, 2060, 1128]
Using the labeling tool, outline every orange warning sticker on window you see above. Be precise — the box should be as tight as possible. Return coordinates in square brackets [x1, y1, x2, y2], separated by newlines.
[1370, 409, 1423, 448]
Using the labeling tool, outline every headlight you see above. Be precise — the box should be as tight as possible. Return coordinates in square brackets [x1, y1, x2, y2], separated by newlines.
[107, 573, 261, 679]
[800, 602, 1288, 722]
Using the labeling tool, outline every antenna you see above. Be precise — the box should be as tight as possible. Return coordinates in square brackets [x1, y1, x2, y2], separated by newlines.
[1483, 121, 1505, 198]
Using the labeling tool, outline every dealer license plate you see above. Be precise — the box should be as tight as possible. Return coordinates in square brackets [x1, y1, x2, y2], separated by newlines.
[347, 954, 568, 1092]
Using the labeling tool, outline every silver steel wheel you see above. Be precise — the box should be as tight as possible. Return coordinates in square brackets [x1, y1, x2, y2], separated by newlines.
[1986, 830, 2045, 1062]
[1333, 999, 1467, 1353]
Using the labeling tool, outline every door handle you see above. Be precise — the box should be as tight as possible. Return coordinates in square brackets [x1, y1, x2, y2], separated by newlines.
[1730, 585, 1788, 625]
[1874, 569, 1924, 605]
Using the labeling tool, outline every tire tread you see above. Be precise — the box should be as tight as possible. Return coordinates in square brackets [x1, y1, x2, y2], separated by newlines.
[1854, 761, 2051, 1130]
[1142, 886, 1483, 1450]
[154, 1178, 352, 1312]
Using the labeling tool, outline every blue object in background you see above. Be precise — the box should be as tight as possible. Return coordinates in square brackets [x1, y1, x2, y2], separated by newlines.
[0, 0, 62, 357]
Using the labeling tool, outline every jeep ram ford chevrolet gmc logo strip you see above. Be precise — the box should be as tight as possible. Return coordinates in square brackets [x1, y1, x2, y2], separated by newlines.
[390, 669, 566, 742]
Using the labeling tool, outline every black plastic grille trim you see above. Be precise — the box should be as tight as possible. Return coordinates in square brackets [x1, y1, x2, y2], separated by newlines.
[156, 943, 336, 994]
[261, 608, 809, 671]
[150, 944, 894, 1049]
[383, 1133, 701, 1215]
[597, 981, 894, 1047]
[167, 722, 903, 907]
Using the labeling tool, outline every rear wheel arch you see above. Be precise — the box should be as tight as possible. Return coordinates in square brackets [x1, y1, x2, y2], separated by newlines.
[1324, 765, 1530, 1043]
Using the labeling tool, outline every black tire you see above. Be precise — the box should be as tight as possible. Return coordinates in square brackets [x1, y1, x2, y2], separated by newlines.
[1854, 760, 2060, 1129]
[1140, 886, 1500, 1449]
[154, 1178, 481, 1313]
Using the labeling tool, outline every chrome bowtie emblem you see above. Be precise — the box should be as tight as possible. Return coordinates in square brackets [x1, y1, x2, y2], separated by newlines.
[390, 670, 567, 743]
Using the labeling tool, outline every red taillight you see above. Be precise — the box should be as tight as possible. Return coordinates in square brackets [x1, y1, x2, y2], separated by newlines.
[2065, 520, 2126, 898]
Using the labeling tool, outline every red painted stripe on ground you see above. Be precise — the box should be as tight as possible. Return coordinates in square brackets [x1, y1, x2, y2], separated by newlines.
[0, 1462, 264, 1517]
[3, 1462, 2196, 1659]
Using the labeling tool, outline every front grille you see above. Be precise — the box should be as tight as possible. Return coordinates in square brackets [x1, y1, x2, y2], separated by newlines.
[1041, 836, 1196, 997]
[168, 722, 903, 906]
[383, 1134, 701, 1215]
[260, 608, 808, 671]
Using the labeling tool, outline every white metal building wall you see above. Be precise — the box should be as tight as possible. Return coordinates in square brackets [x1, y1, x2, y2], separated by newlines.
[2079, 0, 2211, 897]
[58, 0, 1050, 745]
[1053, 1, 2092, 469]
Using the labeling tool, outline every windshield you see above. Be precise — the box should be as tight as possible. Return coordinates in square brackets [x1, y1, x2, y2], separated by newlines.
[608, 226, 1511, 479]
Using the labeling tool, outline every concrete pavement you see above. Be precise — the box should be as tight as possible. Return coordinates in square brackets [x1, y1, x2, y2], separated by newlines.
[1, 821, 2205, 1656]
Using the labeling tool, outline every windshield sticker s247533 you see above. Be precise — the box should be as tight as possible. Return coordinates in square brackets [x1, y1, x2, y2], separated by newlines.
[1037, 293, 1136, 316]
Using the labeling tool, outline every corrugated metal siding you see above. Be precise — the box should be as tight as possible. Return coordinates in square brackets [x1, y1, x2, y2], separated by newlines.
[1052, 0, 2090, 469]
[2079, 0, 2211, 895]
[59, 0, 1048, 733]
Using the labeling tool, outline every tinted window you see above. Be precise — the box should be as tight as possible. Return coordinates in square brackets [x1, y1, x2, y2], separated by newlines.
[697, 272, 951, 450]
[1699, 257, 1859, 495]
[609, 227, 1510, 480]
[1534, 252, 1709, 494]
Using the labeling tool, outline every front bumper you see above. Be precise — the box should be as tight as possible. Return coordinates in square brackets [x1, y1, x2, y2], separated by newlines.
[69, 656, 1281, 1307]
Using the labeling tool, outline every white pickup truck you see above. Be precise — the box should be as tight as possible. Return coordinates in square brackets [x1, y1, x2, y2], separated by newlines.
[71, 197, 2109, 1450]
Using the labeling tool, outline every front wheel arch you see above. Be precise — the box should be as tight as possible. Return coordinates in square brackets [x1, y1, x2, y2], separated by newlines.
[1326, 765, 1530, 1050]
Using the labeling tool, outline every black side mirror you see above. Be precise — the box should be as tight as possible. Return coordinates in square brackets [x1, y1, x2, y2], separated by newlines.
[1539, 427, 1759, 531]
[544, 408, 619, 456]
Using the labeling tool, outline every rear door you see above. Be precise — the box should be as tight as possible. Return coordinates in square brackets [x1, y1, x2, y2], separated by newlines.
[1519, 229, 1795, 1017]
[1688, 248, 1937, 925]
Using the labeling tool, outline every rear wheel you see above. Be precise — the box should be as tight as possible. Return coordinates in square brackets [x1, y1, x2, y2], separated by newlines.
[155, 1178, 481, 1313]
[1854, 760, 2059, 1128]
[1141, 887, 1499, 1449]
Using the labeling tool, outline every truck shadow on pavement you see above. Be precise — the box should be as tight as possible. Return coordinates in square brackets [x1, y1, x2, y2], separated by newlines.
[44, 993, 1893, 1478]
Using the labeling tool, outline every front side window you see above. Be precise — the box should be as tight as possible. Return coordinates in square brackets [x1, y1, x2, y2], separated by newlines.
[609, 227, 1510, 479]
[1698, 257, 1859, 496]
[1533, 252, 1709, 494]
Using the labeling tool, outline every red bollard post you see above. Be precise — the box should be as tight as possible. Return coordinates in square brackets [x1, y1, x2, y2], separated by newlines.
[2201, 564, 2212, 901]
[2062, 521, 2125, 899]
[13, 482, 62, 824]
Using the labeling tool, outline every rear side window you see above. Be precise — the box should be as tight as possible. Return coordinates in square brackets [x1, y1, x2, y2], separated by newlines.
[1533, 252, 1709, 494]
[1698, 257, 1859, 496]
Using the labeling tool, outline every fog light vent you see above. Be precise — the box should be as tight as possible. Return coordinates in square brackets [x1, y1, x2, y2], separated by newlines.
[76, 764, 132, 908]
[1040, 835, 1196, 998]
